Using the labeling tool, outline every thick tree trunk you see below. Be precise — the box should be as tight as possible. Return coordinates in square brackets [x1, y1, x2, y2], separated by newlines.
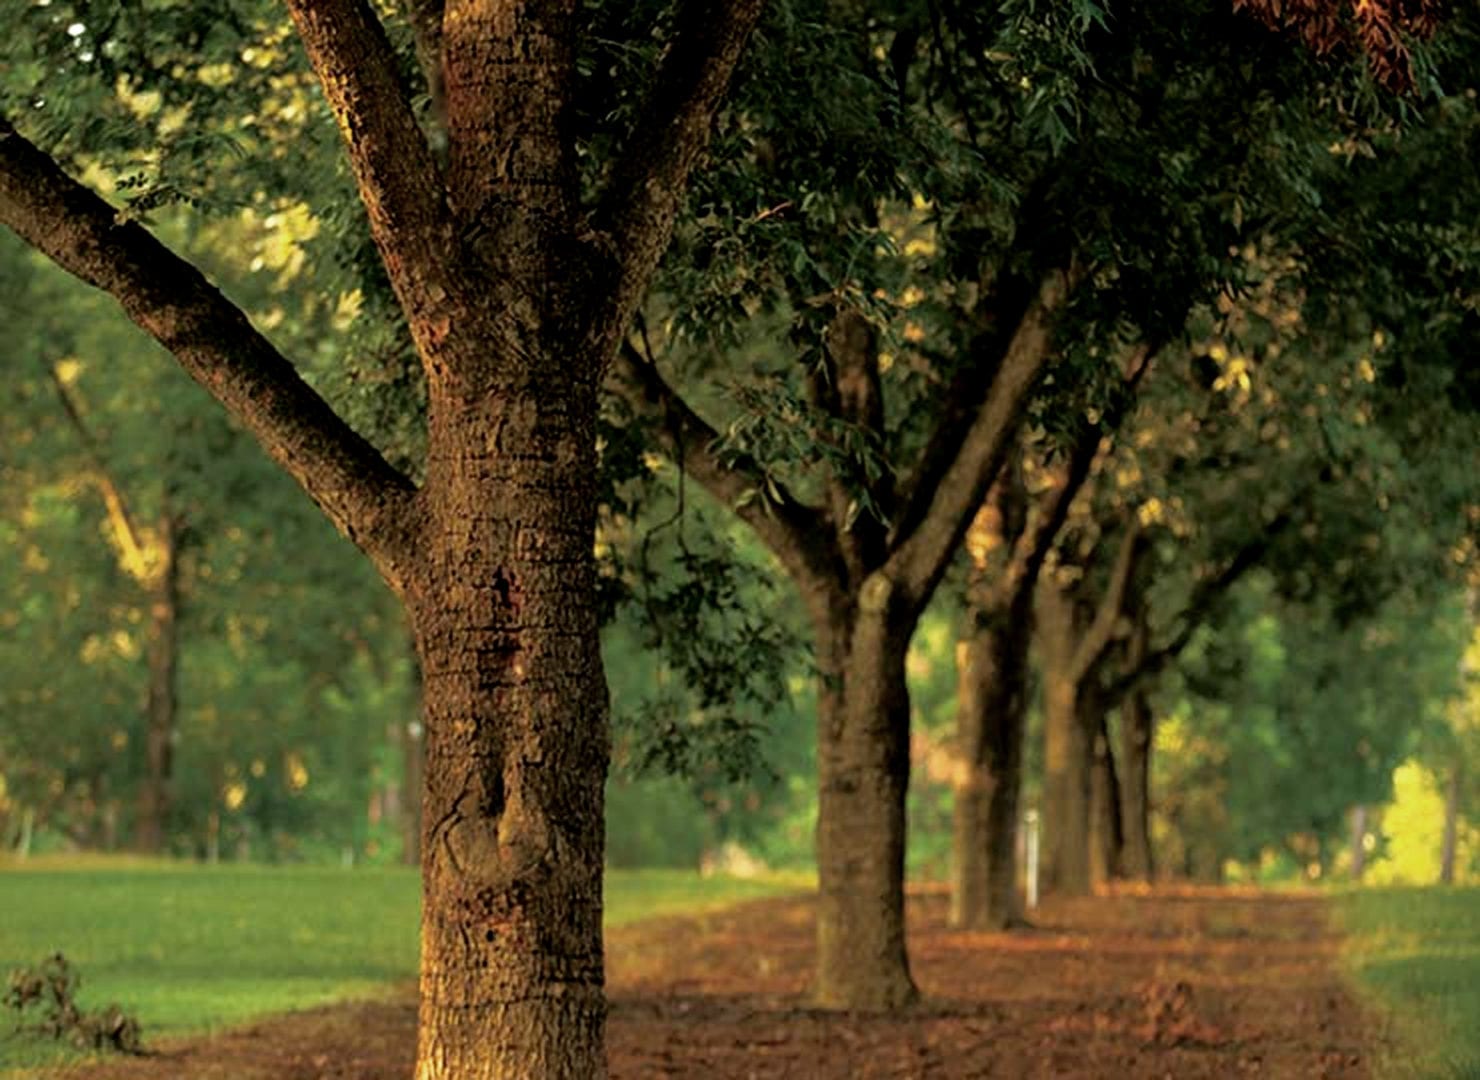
[1089, 702, 1124, 887]
[813, 587, 919, 1009]
[1439, 764, 1460, 885]
[1119, 685, 1155, 883]
[410, 374, 608, 1079]
[950, 607, 1029, 929]
[134, 511, 179, 854]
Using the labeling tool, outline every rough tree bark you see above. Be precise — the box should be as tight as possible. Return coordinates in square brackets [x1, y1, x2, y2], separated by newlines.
[2, 0, 762, 1073]
[811, 584, 917, 1007]
[613, 274, 1068, 1007]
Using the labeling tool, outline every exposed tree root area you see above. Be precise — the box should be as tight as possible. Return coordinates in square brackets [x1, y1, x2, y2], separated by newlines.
[52, 885, 1374, 1078]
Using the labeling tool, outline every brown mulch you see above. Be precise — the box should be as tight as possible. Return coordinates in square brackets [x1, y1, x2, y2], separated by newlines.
[45, 885, 1375, 1078]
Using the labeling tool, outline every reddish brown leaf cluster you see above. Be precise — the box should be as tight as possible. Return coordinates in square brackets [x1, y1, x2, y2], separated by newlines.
[1233, 0, 1448, 92]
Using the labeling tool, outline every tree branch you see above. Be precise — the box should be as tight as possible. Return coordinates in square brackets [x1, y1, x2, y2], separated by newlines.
[595, 0, 767, 339]
[608, 341, 836, 590]
[284, 0, 454, 331]
[1001, 342, 1155, 604]
[1109, 503, 1303, 700]
[1070, 520, 1145, 685]
[0, 117, 423, 592]
[888, 272, 1041, 550]
[814, 308, 891, 584]
[44, 363, 151, 581]
[886, 271, 1069, 611]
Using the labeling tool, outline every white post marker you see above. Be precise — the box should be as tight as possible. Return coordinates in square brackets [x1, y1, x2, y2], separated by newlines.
[1024, 809, 1040, 911]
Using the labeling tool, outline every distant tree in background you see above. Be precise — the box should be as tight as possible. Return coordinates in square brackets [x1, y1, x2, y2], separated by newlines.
[0, 233, 412, 863]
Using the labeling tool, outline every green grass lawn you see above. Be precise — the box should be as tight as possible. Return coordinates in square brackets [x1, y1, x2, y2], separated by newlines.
[1336, 886, 1480, 1080]
[0, 856, 810, 1073]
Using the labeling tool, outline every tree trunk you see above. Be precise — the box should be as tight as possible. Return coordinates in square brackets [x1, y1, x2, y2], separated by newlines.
[1349, 804, 1369, 882]
[1041, 671, 1093, 896]
[813, 587, 919, 1009]
[950, 605, 1029, 929]
[134, 510, 180, 854]
[410, 373, 608, 1078]
[1119, 684, 1155, 883]
[1439, 764, 1460, 885]
[1089, 701, 1124, 887]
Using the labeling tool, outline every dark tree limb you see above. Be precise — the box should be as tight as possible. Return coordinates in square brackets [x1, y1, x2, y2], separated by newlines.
[1069, 520, 1145, 685]
[1106, 502, 1303, 702]
[999, 343, 1155, 605]
[595, 0, 767, 339]
[887, 272, 1042, 553]
[886, 271, 1069, 611]
[815, 308, 891, 586]
[284, 0, 453, 329]
[609, 341, 837, 589]
[0, 117, 423, 591]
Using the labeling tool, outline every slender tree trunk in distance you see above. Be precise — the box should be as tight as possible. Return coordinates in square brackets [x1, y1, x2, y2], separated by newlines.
[1037, 579, 1093, 897]
[134, 510, 180, 854]
[1439, 764, 1460, 885]
[1119, 686, 1155, 882]
[1118, 606, 1155, 882]
[1089, 702, 1124, 887]
[1349, 804, 1368, 881]
[1034, 526, 1142, 898]
[813, 590, 919, 1008]
[1041, 671, 1093, 896]
[950, 606, 1030, 929]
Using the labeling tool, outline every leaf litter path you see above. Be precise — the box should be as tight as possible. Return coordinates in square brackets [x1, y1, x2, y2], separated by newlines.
[52, 885, 1373, 1079]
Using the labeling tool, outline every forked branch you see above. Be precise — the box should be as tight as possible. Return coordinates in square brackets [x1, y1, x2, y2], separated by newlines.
[596, 0, 767, 338]
[44, 364, 151, 580]
[886, 271, 1069, 610]
[609, 341, 834, 588]
[0, 117, 422, 590]
[1069, 520, 1145, 685]
[285, 0, 453, 323]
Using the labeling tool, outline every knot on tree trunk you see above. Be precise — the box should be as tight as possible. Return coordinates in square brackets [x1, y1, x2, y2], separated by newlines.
[433, 779, 554, 902]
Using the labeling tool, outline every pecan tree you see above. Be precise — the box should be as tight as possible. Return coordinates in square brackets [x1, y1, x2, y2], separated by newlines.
[1, 1, 762, 1074]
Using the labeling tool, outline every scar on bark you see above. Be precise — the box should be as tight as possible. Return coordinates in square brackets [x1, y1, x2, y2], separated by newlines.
[490, 566, 520, 616]
[430, 769, 552, 898]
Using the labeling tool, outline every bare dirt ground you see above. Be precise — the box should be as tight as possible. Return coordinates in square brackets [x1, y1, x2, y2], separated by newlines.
[49, 885, 1375, 1079]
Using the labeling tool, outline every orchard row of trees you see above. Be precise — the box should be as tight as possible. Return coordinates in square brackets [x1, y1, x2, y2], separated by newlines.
[3, 1, 1478, 1077]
